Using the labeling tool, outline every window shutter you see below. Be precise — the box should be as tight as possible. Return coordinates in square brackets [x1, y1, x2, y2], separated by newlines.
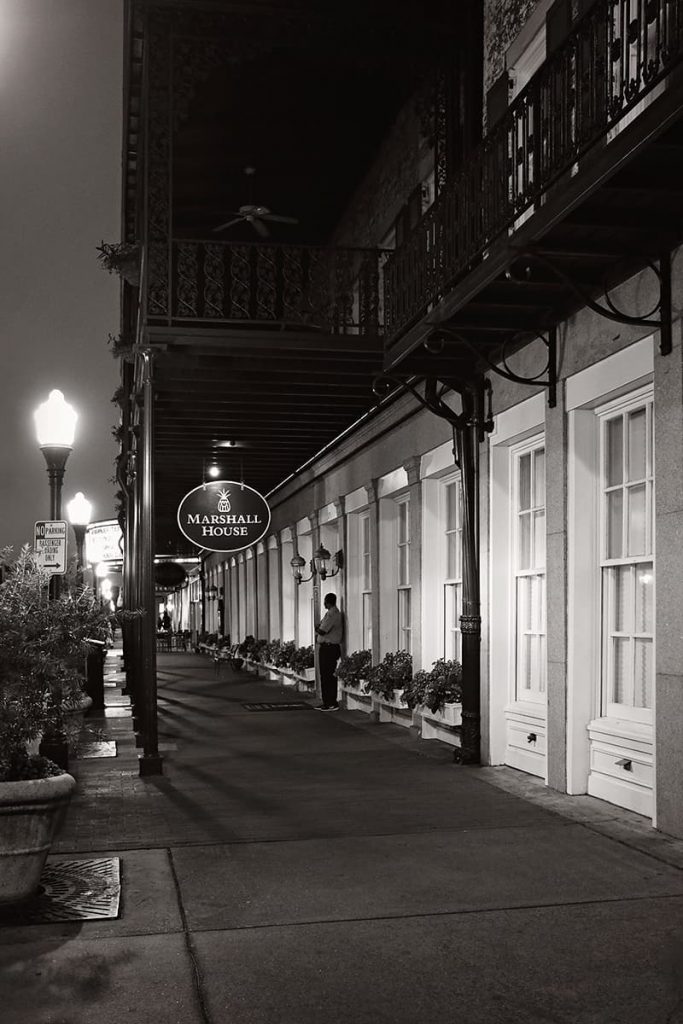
[486, 70, 511, 127]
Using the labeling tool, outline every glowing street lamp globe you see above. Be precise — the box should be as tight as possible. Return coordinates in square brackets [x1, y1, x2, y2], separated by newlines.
[34, 389, 77, 448]
[67, 491, 92, 527]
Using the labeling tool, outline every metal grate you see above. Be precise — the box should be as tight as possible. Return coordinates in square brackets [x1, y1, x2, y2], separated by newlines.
[0, 858, 121, 925]
[242, 702, 314, 712]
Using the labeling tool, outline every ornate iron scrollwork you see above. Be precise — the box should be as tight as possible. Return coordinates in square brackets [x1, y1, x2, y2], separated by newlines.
[512, 246, 672, 355]
[433, 323, 558, 409]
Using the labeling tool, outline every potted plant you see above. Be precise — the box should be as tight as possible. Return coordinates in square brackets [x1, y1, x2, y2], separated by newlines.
[96, 241, 140, 286]
[366, 650, 412, 703]
[0, 547, 114, 904]
[337, 649, 372, 693]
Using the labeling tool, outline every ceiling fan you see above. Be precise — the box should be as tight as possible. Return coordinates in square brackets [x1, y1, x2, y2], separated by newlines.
[213, 166, 298, 238]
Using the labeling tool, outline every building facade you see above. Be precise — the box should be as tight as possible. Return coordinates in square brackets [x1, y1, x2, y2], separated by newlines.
[120, 0, 683, 833]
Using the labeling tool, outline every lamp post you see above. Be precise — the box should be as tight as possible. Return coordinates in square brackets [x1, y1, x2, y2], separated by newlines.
[67, 491, 92, 587]
[34, 389, 77, 599]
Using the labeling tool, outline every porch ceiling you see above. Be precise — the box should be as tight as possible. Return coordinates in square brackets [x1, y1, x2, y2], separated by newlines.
[149, 327, 386, 555]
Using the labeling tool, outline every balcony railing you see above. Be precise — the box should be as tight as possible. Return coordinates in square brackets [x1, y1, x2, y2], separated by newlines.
[147, 239, 389, 337]
[384, 0, 683, 344]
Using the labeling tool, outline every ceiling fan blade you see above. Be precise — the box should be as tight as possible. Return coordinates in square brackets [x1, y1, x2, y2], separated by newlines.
[252, 218, 270, 238]
[263, 214, 299, 224]
[213, 217, 244, 232]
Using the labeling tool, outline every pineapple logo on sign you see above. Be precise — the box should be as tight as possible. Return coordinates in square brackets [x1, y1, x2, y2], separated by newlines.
[176, 480, 271, 553]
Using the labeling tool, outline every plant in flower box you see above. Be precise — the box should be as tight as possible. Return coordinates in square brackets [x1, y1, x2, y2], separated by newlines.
[289, 645, 314, 676]
[274, 640, 296, 669]
[336, 649, 372, 691]
[250, 639, 269, 664]
[365, 650, 412, 702]
[263, 638, 281, 666]
[401, 668, 429, 711]
[237, 635, 257, 659]
[421, 659, 463, 714]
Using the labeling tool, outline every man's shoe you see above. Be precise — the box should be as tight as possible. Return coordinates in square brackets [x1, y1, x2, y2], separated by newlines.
[321, 703, 340, 712]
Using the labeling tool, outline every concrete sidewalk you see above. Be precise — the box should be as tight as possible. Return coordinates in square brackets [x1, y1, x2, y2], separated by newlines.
[2, 651, 683, 1023]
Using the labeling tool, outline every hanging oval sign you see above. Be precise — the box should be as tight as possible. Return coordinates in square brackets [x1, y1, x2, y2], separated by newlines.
[176, 480, 271, 553]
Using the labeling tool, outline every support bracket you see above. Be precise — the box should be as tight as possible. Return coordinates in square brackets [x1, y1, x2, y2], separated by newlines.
[512, 246, 672, 356]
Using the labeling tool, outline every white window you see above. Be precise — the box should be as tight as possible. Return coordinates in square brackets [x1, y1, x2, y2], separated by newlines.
[443, 479, 462, 661]
[360, 512, 372, 650]
[599, 396, 654, 722]
[513, 441, 546, 702]
[397, 498, 411, 653]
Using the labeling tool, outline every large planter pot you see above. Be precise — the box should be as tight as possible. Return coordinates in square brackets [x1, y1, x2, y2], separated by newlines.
[0, 772, 76, 905]
[64, 692, 94, 745]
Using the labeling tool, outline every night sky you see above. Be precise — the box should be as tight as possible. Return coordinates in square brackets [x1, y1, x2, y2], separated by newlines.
[0, 0, 122, 554]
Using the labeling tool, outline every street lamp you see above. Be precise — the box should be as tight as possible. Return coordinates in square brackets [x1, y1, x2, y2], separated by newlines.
[67, 491, 92, 586]
[34, 389, 77, 598]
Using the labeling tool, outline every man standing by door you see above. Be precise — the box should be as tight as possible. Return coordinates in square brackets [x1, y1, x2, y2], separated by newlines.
[315, 592, 343, 711]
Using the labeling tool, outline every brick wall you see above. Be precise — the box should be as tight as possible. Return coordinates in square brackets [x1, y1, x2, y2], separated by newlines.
[331, 101, 429, 250]
[484, 0, 542, 92]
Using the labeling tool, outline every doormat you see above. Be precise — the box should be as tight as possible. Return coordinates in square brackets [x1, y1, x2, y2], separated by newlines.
[75, 740, 117, 759]
[0, 857, 121, 925]
[242, 702, 313, 712]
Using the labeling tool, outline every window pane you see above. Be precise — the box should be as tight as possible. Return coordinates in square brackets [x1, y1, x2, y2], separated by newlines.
[606, 417, 623, 486]
[533, 448, 545, 508]
[362, 551, 371, 591]
[518, 453, 531, 511]
[627, 484, 646, 556]
[398, 545, 409, 586]
[635, 564, 654, 632]
[627, 408, 647, 482]
[607, 490, 623, 558]
[519, 513, 531, 569]
[613, 566, 629, 632]
[533, 510, 546, 569]
[634, 639, 652, 708]
[446, 482, 459, 531]
[447, 532, 460, 580]
[612, 637, 629, 704]
[362, 515, 370, 553]
[362, 593, 372, 650]
[398, 502, 409, 543]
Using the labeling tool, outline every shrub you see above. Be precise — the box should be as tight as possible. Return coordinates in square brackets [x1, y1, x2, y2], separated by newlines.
[0, 546, 130, 782]
[336, 649, 372, 688]
[365, 651, 412, 702]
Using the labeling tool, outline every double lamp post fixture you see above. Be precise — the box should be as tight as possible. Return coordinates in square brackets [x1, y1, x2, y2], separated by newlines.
[34, 389, 78, 598]
[290, 545, 344, 585]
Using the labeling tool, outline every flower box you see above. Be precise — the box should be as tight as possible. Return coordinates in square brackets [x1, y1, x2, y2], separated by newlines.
[420, 703, 462, 728]
[341, 678, 372, 713]
[420, 702, 462, 746]
[377, 689, 413, 728]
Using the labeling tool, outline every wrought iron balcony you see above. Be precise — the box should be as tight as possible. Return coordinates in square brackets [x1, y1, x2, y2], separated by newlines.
[146, 239, 389, 337]
[384, 0, 683, 347]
